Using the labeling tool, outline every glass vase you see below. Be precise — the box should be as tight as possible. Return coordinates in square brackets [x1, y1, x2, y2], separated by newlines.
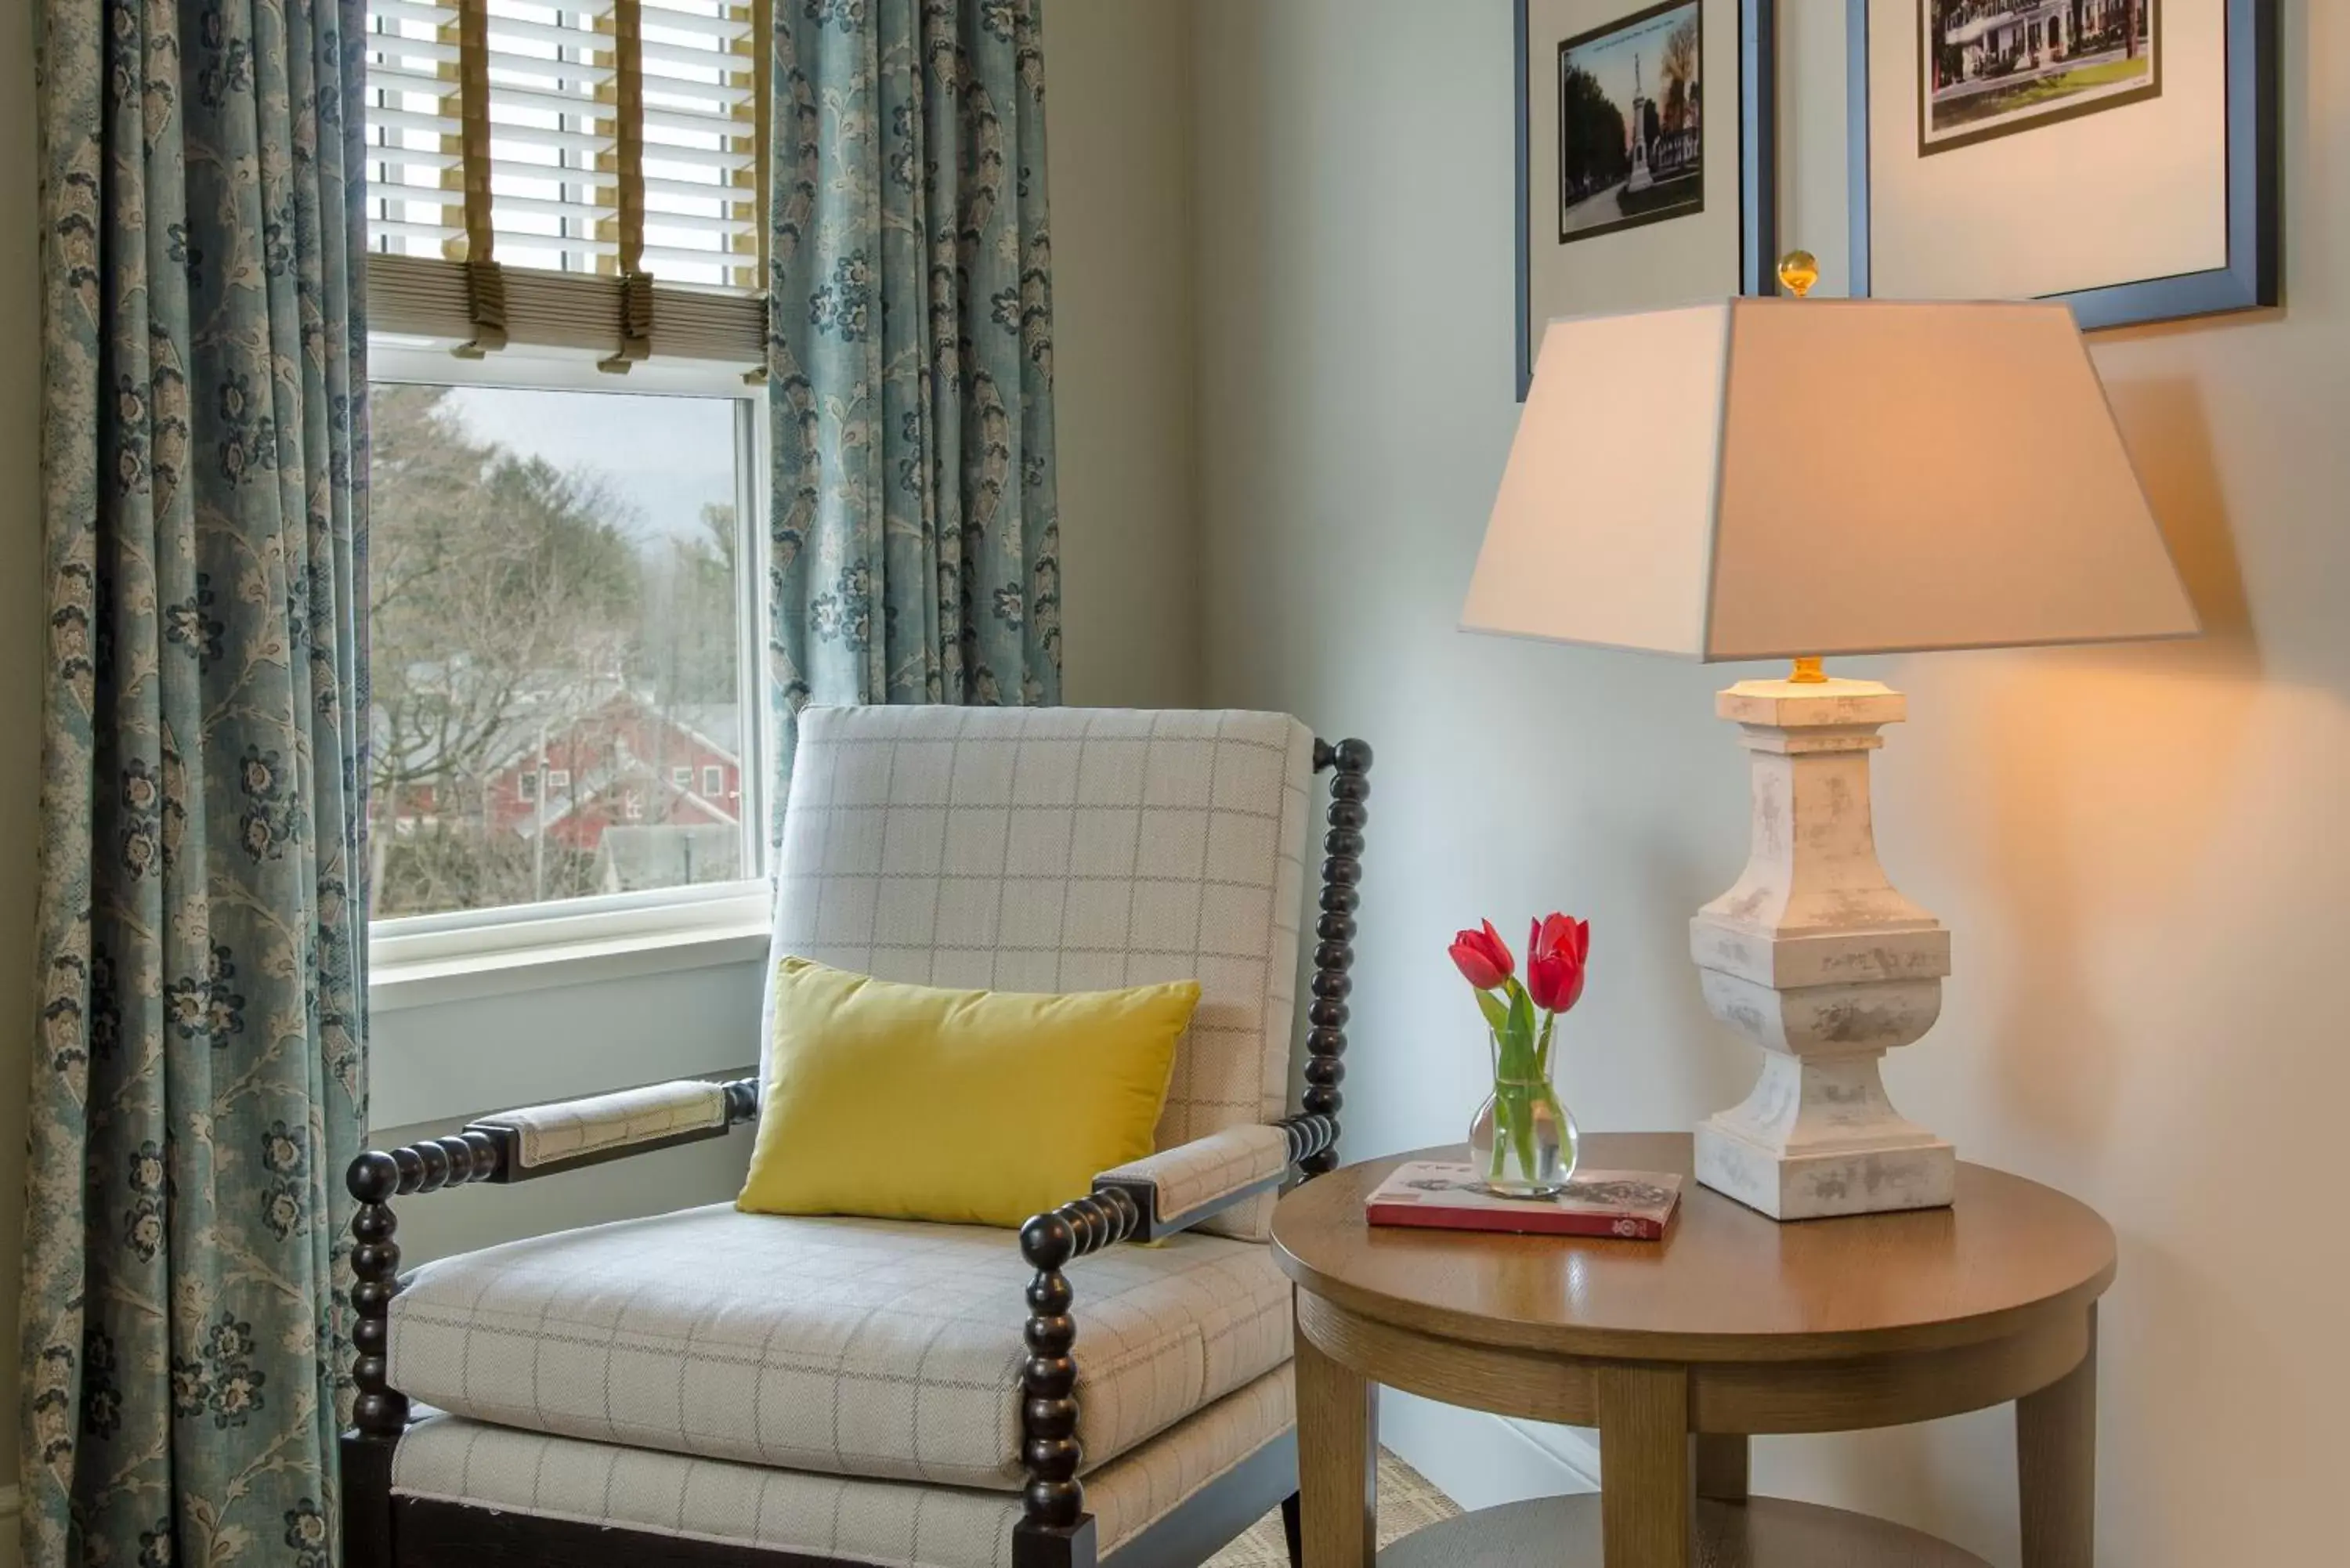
[1468, 1071, 1579, 1198]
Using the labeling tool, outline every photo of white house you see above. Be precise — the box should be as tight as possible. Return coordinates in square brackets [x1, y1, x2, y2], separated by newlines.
[1921, 0, 2157, 154]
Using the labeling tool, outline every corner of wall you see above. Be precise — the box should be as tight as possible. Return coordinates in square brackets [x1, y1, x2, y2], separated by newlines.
[1043, 0, 1207, 710]
[1379, 1393, 1600, 1512]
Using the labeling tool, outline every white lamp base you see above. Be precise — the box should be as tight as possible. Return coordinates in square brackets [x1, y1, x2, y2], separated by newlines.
[1691, 677, 1957, 1220]
[1697, 1092, 1956, 1221]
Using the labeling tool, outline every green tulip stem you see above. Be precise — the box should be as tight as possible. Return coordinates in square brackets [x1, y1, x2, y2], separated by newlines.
[1487, 1089, 1510, 1183]
[1507, 1082, 1538, 1183]
[1470, 977, 1570, 1186]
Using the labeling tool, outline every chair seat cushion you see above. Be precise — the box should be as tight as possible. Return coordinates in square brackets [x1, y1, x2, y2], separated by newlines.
[391, 1365, 1294, 1568]
[387, 1204, 1292, 1488]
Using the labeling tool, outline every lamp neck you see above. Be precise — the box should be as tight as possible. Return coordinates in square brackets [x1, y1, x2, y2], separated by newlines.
[1788, 656, 1828, 684]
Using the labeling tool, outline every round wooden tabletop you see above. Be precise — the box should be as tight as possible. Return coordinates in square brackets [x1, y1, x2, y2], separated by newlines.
[1271, 1134, 2117, 1363]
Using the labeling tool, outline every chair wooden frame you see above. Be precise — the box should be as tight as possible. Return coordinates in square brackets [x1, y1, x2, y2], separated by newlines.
[342, 736, 1373, 1568]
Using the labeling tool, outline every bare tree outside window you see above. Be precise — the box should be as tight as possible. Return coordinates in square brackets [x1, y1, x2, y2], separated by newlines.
[368, 384, 747, 919]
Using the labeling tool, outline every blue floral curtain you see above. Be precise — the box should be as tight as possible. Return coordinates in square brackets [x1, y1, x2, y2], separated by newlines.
[20, 0, 369, 1552]
[766, 0, 1061, 822]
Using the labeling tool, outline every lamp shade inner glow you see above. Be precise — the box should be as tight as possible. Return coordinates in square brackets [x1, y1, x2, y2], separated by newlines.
[1462, 298, 2198, 662]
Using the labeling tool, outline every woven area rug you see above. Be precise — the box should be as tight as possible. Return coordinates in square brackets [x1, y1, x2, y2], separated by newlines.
[1208, 1451, 1459, 1567]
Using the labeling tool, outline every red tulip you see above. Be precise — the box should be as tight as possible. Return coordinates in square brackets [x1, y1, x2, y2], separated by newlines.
[1526, 912, 1589, 1013]
[1448, 919, 1515, 991]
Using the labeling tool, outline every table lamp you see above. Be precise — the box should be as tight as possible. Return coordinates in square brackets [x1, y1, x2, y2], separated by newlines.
[1462, 258, 2196, 1219]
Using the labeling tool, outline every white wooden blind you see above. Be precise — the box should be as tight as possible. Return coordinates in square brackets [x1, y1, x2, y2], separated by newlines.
[363, 0, 768, 365]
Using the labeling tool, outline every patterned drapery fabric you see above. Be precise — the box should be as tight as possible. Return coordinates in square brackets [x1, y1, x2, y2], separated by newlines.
[20, 0, 369, 1553]
[765, 0, 1061, 827]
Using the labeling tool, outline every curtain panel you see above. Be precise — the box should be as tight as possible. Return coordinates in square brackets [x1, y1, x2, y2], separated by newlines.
[20, 0, 370, 1555]
[765, 0, 1061, 826]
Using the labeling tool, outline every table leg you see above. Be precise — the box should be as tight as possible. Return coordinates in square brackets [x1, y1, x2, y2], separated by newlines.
[2017, 1304, 2097, 1568]
[1296, 1326, 1378, 1568]
[1596, 1363, 1694, 1568]
[1694, 1434, 1748, 1502]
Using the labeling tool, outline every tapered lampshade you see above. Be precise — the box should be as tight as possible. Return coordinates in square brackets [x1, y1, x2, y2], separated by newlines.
[1462, 298, 2197, 660]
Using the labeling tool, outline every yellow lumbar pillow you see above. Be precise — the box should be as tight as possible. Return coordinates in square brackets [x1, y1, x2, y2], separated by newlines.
[737, 957, 1198, 1229]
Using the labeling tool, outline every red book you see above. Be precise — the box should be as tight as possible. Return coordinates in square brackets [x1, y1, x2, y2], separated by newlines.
[1364, 1161, 1682, 1240]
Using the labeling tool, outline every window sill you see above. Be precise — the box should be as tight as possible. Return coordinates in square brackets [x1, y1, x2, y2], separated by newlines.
[370, 893, 772, 1013]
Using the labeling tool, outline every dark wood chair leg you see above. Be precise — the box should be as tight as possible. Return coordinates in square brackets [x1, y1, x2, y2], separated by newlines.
[342, 1431, 398, 1568]
[1281, 1491, 1304, 1568]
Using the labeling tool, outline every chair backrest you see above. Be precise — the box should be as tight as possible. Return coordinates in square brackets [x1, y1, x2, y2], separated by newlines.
[766, 706, 1318, 1162]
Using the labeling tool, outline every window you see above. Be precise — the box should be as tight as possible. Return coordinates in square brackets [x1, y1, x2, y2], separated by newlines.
[703, 764, 724, 797]
[367, 367, 762, 923]
[361, 0, 769, 942]
[671, 765, 693, 789]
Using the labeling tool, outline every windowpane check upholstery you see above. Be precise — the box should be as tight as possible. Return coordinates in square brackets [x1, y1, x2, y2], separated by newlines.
[1097, 1124, 1291, 1237]
[391, 1367, 1296, 1568]
[766, 707, 1316, 1241]
[472, 1079, 729, 1171]
[385, 1205, 1293, 1488]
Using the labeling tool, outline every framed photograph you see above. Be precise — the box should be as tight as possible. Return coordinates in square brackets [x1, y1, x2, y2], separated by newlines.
[1556, 2, 1709, 243]
[1850, 0, 2276, 330]
[1516, 0, 1778, 399]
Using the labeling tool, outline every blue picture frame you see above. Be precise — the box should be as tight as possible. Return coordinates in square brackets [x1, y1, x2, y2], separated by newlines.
[1848, 0, 2278, 331]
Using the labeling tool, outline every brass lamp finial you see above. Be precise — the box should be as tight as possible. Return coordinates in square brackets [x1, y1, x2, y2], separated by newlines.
[1777, 250, 1819, 299]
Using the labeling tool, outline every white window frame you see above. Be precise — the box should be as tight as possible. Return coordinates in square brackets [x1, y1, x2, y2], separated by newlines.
[703, 763, 725, 797]
[367, 338, 772, 1007]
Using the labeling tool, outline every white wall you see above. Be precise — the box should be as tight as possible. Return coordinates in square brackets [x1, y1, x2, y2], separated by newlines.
[366, 959, 768, 1264]
[1193, 2, 2349, 1563]
[1050, 0, 1205, 710]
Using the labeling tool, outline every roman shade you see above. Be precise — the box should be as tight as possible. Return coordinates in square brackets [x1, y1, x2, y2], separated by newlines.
[362, 0, 768, 363]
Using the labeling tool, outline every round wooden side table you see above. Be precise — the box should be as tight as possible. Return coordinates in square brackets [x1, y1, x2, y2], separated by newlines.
[1271, 1133, 2117, 1568]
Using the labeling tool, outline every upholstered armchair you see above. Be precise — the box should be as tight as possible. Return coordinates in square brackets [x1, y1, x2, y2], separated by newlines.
[343, 708, 1373, 1568]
